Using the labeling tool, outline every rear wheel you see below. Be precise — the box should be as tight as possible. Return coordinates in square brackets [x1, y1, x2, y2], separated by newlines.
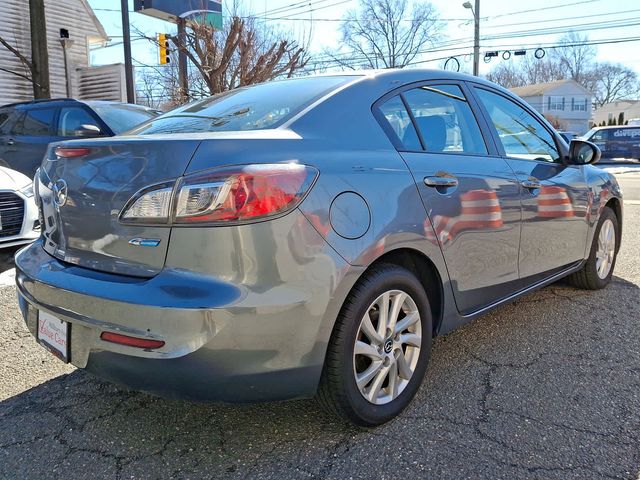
[317, 264, 433, 427]
[567, 206, 619, 290]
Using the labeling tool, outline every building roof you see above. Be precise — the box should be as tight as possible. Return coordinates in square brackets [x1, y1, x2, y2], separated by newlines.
[511, 79, 592, 97]
[79, 0, 109, 43]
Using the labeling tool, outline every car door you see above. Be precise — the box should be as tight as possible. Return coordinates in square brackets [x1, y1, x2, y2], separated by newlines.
[375, 82, 522, 315]
[472, 87, 590, 281]
[3, 107, 57, 177]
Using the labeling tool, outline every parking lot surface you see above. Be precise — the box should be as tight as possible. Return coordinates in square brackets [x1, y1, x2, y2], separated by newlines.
[1, 206, 639, 479]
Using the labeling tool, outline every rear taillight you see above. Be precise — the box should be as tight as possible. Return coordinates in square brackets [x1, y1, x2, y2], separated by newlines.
[119, 163, 318, 225]
[55, 147, 92, 158]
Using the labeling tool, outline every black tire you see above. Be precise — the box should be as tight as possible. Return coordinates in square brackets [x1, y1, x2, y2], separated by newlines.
[567, 206, 619, 290]
[317, 263, 433, 427]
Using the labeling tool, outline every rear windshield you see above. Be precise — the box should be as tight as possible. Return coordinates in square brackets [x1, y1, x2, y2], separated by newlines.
[130, 76, 356, 135]
[93, 105, 159, 134]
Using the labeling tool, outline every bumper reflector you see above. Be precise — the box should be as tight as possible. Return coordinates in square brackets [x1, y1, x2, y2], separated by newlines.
[100, 332, 165, 349]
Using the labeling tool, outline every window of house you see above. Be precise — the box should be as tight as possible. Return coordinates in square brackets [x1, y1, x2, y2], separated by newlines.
[548, 96, 565, 111]
[572, 98, 587, 111]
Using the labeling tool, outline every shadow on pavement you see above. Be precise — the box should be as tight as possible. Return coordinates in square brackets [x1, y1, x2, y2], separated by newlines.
[1, 277, 639, 479]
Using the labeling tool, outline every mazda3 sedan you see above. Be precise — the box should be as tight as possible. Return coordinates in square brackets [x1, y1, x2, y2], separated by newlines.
[16, 70, 622, 426]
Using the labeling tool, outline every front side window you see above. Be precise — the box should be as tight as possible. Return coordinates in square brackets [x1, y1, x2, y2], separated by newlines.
[402, 84, 487, 155]
[58, 107, 101, 137]
[93, 105, 158, 134]
[131, 76, 357, 135]
[12, 108, 56, 136]
[476, 89, 560, 163]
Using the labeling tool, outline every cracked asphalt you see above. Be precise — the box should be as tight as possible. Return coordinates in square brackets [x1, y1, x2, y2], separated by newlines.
[1, 200, 639, 479]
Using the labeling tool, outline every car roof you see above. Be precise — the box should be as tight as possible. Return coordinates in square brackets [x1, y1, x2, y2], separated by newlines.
[592, 125, 640, 130]
[1, 98, 157, 111]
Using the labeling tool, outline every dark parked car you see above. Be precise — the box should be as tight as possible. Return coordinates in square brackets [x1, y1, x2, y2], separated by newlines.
[0, 99, 161, 177]
[582, 125, 640, 163]
[16, 71, 622, 426]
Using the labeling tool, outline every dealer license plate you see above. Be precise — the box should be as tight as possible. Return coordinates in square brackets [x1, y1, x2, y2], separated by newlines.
[37, 311, 69, 362]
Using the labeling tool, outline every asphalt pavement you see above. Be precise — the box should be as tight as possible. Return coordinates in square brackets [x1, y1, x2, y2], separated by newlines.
[0, 179, 639, 479]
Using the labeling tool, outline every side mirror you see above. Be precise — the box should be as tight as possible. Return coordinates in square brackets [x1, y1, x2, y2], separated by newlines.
[568, 139, 601, 165]
[73, 124, 102, 137]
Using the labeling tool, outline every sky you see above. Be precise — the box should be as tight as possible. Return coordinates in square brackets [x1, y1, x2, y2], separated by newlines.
[87, 0, 640, 78]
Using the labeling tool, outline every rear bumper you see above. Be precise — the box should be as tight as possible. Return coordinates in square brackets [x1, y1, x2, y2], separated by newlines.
[16, 213, 361, 402]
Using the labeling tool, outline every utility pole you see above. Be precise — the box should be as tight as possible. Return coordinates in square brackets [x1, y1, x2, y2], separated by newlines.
[177, 18, 189, 104]
[29, 0, 50, 98]
[473, 0, 480, 76]
[463, 0, 480, 76]
[121, 0, 135, 103]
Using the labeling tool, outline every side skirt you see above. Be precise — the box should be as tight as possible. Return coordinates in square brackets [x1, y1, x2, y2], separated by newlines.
[438, 260, 584, 335]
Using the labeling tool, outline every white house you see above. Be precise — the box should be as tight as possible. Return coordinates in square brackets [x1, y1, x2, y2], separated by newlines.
[0, 0, 127, 105]
[510, 79, 593, 135]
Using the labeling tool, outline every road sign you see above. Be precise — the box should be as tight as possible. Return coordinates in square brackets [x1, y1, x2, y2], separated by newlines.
[134, 0, 222, 28]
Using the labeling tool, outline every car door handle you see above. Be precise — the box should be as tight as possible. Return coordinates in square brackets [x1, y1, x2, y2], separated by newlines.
[424, 176, 459, 188]
[520, 178, 541, 190]
[6, 139, 14, 146]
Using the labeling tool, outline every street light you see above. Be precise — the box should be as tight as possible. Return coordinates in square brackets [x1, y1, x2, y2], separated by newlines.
[463, 0, 480, 76]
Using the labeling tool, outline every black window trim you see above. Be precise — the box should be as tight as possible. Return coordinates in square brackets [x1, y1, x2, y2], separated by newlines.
[467, 83, 570, 165]
[371, 79, 500, 158]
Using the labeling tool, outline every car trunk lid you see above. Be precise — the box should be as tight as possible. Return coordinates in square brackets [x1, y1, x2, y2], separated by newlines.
[38, 137, 202, 277]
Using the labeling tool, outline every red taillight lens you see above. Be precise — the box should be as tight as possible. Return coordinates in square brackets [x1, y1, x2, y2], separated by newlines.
[174, 164, 318, 224]
[55, 147, 92, 158]
[100, 332, 165, 349]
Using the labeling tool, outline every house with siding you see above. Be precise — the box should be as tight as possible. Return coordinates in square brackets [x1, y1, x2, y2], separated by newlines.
[510, 79, 593, 135]
[592, 100, 640, 126]
[0, 0, 126, 105]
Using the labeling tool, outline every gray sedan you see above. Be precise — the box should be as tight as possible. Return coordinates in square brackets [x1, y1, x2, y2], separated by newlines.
[15, 70, 622, 426]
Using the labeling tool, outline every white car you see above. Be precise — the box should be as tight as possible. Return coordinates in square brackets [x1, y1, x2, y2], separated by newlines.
[0, 167, 39, 248]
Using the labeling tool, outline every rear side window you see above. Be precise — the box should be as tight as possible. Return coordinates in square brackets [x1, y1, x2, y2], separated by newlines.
[12, 108, 56, 136]
[475, 88, 560, 163]
[378, 96, 422, 151]
[131, 76, 356, 135]
[58, 107, 101, 136]
[403, 85, 487, 154]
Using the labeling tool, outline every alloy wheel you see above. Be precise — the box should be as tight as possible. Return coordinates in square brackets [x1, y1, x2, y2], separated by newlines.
[353, 290, 422, 405]
[596, 218, 616, 280]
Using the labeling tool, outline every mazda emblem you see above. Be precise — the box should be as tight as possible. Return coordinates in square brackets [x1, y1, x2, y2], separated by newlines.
[53, 179, 68, 207]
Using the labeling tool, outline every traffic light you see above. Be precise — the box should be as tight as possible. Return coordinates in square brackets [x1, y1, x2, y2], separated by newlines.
[158, 33, 171, 65]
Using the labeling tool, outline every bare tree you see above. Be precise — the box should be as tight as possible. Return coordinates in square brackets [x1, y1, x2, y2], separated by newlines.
[592, 63, 639, 107]
[170, 16, 309, 96]
[329, 0, 441, 70]
[486, 32, 639, 107]
[549, 33, 597, 87]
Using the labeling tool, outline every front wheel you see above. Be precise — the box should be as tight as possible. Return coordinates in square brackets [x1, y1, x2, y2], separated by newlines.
[567, 206, 619, 290]
[317, 264, 433, 427]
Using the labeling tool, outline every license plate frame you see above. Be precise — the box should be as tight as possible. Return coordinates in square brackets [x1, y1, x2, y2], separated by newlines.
[37, 311, 70, 363]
